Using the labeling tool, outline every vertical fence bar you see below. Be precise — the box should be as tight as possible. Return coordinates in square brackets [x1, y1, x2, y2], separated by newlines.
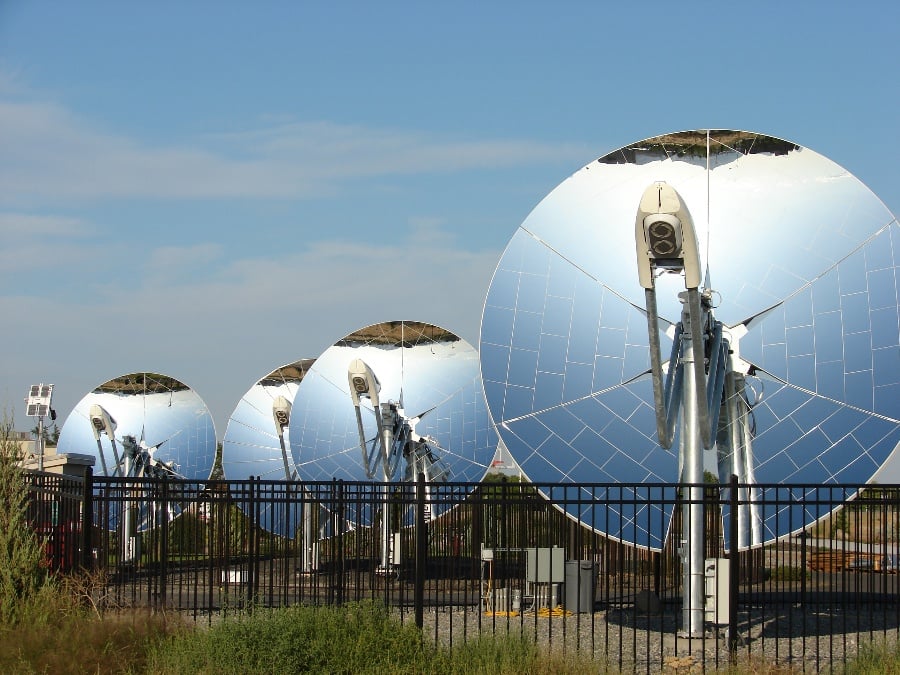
[159, 478, 169, 612]
[800, 490, 807, 607]
[331, 479, 345, 606]
[729, 473, 739, 661]
[247, 475, 257, 608]
[81, 467, 94, 570]
[415, 472, 426, 630]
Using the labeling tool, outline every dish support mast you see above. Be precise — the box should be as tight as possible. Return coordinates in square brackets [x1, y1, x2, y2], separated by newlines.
[349, 358, 449, 574]
[635, 182, 760, 637]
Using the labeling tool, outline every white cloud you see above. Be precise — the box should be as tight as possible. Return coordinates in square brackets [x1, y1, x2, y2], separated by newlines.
[213, 120, 587, 177]
[0, 212, 97, 278]
[0, 211, 89, 237]
[1, 221, 500, 431]
[0, 97, 587, 204]
[90, 233, 495, 336]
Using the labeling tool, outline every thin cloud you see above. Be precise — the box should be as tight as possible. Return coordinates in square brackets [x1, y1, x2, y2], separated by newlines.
[0, 212, 95, 277]
[3, 221, 497, 338]
[144, 244, 224, 274]
[1, 225, 499, 428]
[120, 234, 495, 324]
[0, 211, 89, 237]
[214, 120, 588, 177]
[0, 96, 588, 203]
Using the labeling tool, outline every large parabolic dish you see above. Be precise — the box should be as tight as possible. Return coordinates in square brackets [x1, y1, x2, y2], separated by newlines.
[57, 372, 217, 481]
[479, 130, 900, 549]
[222, 359, 315, 481]
[56, 372, 217, 533]
[289, 321, 497, 488]
[221, 359, 315, 538]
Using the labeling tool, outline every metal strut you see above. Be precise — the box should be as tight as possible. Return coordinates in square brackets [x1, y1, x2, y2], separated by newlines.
[348, 358, 450, 572]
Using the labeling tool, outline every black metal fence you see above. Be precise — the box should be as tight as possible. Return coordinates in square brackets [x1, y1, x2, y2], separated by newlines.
[26, 470, 900, 672]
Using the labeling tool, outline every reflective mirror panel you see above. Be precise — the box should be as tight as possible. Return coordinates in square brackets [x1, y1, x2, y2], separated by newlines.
[56, 372, 217, 532]
[289, 321, 497, 487]
[480, 130, 900, 548]
[221, 359, 315, 537]
[57, 372, 217, 481]
[221, 359, 315, 481]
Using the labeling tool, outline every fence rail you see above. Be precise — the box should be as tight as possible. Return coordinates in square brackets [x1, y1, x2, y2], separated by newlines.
[26, 470, 900, 672]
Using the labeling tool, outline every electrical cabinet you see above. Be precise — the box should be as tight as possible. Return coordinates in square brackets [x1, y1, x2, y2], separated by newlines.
[704, 558, 730, 624]
[526, 546, 565, 583]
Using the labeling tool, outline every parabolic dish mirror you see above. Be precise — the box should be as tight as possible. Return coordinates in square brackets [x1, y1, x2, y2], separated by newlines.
[222, 359, 315, 481]
[479, 130, 900, 549]
[56, 372, 217, 531]
[289, 321, 497, 492]
[221, 359, 315, 537]
[58, 372, 217, 480]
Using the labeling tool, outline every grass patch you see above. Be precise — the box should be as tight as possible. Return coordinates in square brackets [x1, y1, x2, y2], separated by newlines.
[447, 635, 597, 674]
[0, 604, 179, 675]
[847, 638, 900, 675]
[4, 598, 900, 673]
[148, 601, 601, 675]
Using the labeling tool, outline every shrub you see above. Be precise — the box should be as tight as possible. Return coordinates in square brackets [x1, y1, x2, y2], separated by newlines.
[0, 412, 53, 625]
[148, 601, 435, 674]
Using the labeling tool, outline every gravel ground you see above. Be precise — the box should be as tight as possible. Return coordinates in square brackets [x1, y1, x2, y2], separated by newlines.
[174, 601, 899, 672]
[399, 603, 900, 673]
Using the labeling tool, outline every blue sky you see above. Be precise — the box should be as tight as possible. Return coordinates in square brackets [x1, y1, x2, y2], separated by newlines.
[2, 2, 898, 437]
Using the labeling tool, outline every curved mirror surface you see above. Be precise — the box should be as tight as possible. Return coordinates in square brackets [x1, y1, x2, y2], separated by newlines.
[480, 130, 900, 548]
[222, 359, 315, 480]
[221, 359, 315, 537]
[58, 372, 217, 480]
[56, 372, 217, 531]
[289, 321, 497, 488]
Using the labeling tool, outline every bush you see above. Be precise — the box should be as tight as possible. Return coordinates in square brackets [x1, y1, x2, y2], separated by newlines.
[148, 602, 608, 675]
[148, 601, 435, 674]
[0, 412, 53, 625]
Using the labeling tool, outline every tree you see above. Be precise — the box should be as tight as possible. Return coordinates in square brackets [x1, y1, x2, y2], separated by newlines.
[29, 421, 60, 446]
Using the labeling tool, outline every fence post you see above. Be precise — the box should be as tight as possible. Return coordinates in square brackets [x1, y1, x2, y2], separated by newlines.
[729, 473, 739, 660]
[335, 479, 345, 606]
[415, 472, 426, 630]
[159, 478, 169, 612]
[800, 493, 807, 607]
[81, 467, 93, 570]
[247, 476, 257, 608]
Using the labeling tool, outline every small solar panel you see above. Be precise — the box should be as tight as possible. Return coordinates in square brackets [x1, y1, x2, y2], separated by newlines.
[25, 383, 53, 417]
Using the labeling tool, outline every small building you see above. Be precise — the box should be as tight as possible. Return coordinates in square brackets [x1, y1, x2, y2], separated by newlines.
[18, 438, 95, 479]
